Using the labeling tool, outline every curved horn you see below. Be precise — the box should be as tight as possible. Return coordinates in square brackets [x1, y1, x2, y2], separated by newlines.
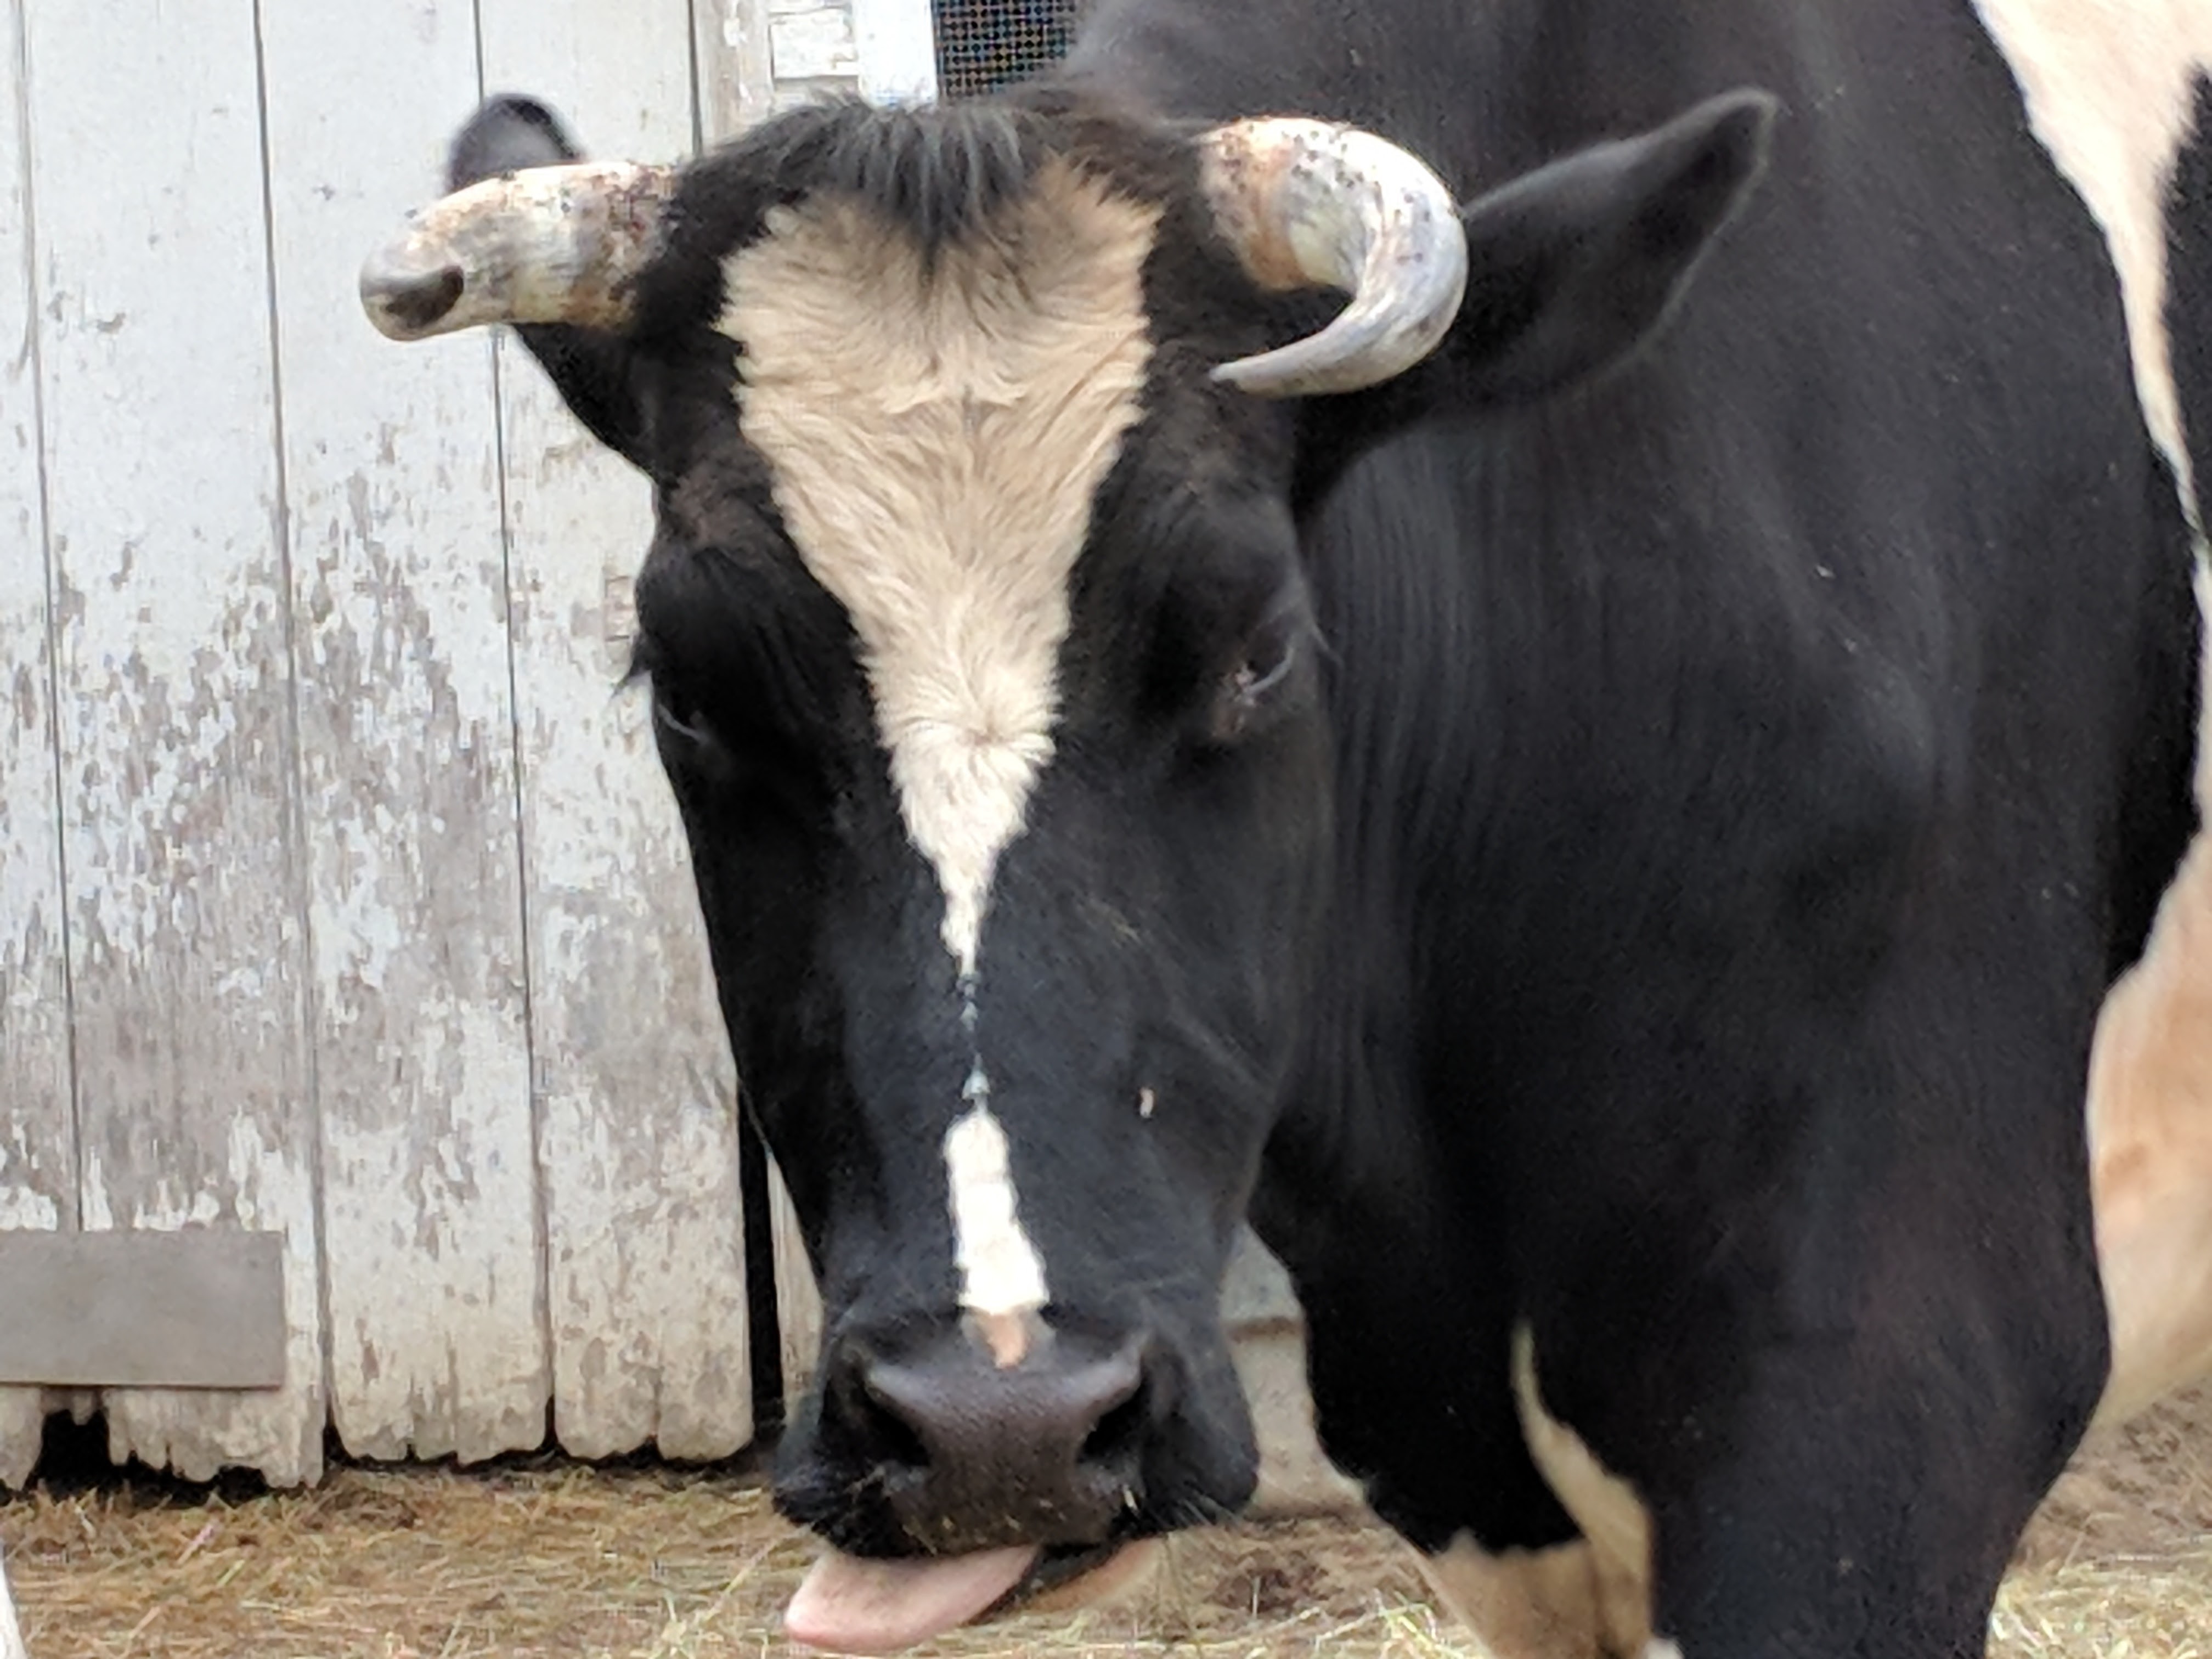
[360, 161, 676, 342]
[1196, 120, 1468, 398]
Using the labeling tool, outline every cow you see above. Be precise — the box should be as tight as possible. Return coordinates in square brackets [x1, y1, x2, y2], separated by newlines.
[358, 2, 2212, 1654]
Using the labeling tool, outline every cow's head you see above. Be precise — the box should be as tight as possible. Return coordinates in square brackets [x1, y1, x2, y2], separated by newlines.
[364, 84, 1770, 1650]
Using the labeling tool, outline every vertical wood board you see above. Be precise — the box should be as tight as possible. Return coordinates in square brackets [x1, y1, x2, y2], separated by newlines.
[0, 1544, 20, 1659]
[0, 0, 69, 1491]
[770, 1164, 823, 1418]
[476, 3, 753, 1463]
[696, 0, 778, 143]
[259, 0, 548, 1465]
[22, 0, 321, 1485]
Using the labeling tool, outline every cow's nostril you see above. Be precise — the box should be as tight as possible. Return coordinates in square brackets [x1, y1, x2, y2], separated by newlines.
[1079, 1379, 1149, 1468]
[822, 1341, 931, 1472]
[855, 1379, 930, 1472]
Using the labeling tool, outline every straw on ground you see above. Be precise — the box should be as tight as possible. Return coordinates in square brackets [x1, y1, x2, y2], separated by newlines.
[4, 1385, 2206, 1659]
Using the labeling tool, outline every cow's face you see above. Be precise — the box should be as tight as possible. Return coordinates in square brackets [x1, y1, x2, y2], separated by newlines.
[364, 97, 1445, 1615]
[641, 148, 1330, 1556]
[363, 86, 1772, 1646]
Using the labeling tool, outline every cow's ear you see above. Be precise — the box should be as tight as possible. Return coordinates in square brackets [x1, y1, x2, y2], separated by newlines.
[1448, 89, 1776, 403]
[449, 95, 656, 472]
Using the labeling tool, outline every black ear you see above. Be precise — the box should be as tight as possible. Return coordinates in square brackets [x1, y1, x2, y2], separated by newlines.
[447, 95, 656, 471]
[448, 93, 583, 185]
[1452, 88, 1778, 403]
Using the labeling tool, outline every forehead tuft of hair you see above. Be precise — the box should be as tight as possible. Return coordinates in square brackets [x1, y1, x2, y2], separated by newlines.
[642, 93, 1197, 331]
[743, 98, 1052, 256]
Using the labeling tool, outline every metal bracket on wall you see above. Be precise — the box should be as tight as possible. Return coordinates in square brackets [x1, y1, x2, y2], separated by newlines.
[0, 1231, 287, 1389]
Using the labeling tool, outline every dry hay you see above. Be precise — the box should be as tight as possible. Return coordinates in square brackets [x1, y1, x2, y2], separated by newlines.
[3, 1385, 2207, 1659]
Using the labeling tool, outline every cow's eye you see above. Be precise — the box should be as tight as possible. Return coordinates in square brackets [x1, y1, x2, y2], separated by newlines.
[653, 698, 711, 746]
[651, 691, 738, 782]
[1207, 619, 1302, 745]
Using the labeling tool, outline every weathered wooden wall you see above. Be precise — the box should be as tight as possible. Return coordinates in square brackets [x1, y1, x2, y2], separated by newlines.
[0, 0, 949, 1491]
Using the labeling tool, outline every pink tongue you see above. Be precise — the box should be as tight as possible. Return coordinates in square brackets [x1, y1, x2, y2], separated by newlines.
[783, 1544, 1042, 1654]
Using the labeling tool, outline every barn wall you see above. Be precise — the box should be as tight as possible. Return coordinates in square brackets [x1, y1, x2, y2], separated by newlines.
[0, 0, 1341, 1514]
[0, 0, 863, 1487]
[0, 0, 71, 1490]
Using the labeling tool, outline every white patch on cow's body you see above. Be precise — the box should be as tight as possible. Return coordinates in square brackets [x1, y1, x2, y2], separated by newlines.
[721, 161, 1159, 974]
[1973, 0, 2212, 533]
[723, 160, 1159, 1339]
[1510, 1325, 1655, 1658]
[1973, 3, 2212, 1420]
[2088, 560, 2212, 1425]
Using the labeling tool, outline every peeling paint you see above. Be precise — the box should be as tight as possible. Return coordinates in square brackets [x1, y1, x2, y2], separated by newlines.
[0, 0, 74, 1487]
[1, 0, 796, 1490]
[26, 0, 323, 1488]
[259, 0, 548, 1466]
[469, 0, 763, 1471]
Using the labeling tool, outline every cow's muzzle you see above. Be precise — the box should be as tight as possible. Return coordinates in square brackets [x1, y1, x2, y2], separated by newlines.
[804, 1320, 1154, 1554]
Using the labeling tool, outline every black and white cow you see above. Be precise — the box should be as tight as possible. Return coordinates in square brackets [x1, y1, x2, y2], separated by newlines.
[360, 2, 2212, 1654]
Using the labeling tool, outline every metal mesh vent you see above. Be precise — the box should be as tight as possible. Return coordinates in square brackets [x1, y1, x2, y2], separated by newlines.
[933, 0, 1086, 100]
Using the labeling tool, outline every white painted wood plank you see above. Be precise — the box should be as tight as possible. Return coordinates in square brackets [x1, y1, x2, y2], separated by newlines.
[696, 0, 778, 143]
[23, 0, 321, 1486]
[770, 1163, 824, 1418]
[0, 0, 69, 1492]
[0, 1543, 21, 1659]
[259, 0, 548, 1466]
[477, 4, 754, 1462]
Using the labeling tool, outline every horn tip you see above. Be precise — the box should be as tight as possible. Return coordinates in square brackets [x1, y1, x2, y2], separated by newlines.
[359, 258, 467, 341]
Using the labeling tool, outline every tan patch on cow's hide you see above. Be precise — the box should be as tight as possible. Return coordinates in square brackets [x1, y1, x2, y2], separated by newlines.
[1511, 1326, 1654, 1659]
[1419, 1534, 1610, 1659]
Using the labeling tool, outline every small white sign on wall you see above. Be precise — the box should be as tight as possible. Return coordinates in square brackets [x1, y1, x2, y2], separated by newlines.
[770, 7, 860, 80]
[853, 0, 940, 104]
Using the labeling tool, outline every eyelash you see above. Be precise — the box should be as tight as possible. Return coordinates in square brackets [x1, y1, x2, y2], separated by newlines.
[1210, 632, 1301, 744]
[653, 697, 712, 746]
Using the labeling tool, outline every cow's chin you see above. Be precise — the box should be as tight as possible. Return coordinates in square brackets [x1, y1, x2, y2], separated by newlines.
[783, 1538, 1163, 1653]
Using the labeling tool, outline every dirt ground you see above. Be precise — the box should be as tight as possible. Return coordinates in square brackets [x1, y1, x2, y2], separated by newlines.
[3, 1385, 2207, 1659]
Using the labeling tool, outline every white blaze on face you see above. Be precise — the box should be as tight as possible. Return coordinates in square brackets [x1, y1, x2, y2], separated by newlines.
[721, 161, 1159, 973]
[945, 1094, 1049, 1323]
[1973, 0, 2212, 534]
[721, 161, 1160, 1342]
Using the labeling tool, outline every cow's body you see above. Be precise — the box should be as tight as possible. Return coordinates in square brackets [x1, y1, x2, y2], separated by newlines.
[1057, 5, 2207, 1649]
[362, 4, 2212, 1655]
